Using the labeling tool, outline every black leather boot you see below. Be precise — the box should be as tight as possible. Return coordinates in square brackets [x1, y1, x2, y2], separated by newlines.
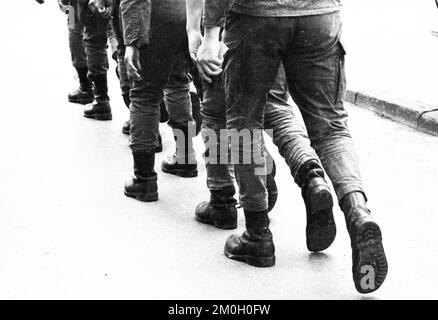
[122, 93, 131, 135]
[195, 186, 238, 230]
[162, 127, 197, 177]
[84, 74, 112, 121]
[341, 192, 388, 294]
[68, 67, 94, 104]
[162, 153, 197, 177]
[297, 160, 336, 253]
[266, 151, 278, 213]
[122, 93, 134, 136]
[124, 151, 158, 202]
[122, 120, 131, 135]
[225, 210, 275, 268]
[190, 91, 202, 136]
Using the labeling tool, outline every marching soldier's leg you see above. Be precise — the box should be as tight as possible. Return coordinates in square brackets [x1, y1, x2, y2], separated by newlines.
[284, 12, 388, 293]
[195, 75, 238, 230]
[161, 40, 198, 178]
[83, 23, 112, 120]
[109, 0, 136, 135]
[116, 44, 132, 134]
[264, 64, 336, 252]
[67, 1, 93, 104]
[221, 14, 284, 268]
[124, 44, 163, 202]
[77, 2, 112, 121]
[194, 73, 280, 229]
[125, 10, 190, 201]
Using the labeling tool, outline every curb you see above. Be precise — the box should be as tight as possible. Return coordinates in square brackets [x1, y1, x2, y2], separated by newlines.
[346, 90, 438, 136]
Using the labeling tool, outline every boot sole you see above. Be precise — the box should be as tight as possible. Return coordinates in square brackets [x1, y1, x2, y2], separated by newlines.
[161, 167, 198, 178]
[306, 186, 336, 253]
[352, 221, 388, 294]
[224, 248, 275, 268]
[124, 191, 158, 202]
[84, 113, 113, 121]
[267, 173, 278, 213]
[195, 216, 237, 230]
[69, 97, 94, 105]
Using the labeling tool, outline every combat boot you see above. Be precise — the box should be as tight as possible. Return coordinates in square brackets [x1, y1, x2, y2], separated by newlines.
[84, 74, 112, 121]
[225, 210, 275, 268]
[124, 151, 158, 202]
[68, 67, 94, 104]
[122, 120, 131, 135]
[122, 93, 131, 135]
[162, 127, 197, 177]
[195, 186, 238, 230]
[341, 192, 388, 294]
[297, 160, 336, 252]
[266, 151, 278, 213]
[190, 91, 202, 136]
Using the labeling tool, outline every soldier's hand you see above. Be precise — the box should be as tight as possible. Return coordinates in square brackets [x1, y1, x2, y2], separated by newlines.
[196, 37, 223, 84]
[88, 0, 113, 19]
[187, 29, 203, 62]
[125, 46, 142, 82]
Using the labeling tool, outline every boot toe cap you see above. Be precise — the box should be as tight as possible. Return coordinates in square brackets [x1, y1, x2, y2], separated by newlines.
[195, 201, 211, 220]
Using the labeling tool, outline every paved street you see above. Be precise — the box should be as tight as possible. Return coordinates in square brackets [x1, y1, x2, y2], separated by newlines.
[1, 1, 438, 300]
[343, 0, 438, 107]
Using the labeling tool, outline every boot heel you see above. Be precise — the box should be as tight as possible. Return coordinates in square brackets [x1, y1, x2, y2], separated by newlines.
[225, 249, 276, 268]
[178, 169, 198, 178]
[136, 192, 159, 202]
[83, 113, 113, 121]
[306, 186, 336, 253]
[352, 221, 388, 294]
[308, 186, 333, 211]
[93, 113, 113, 121]
[124, 191, 158, 202]
[246, 255, 276, 268]
[69, 97, 94, 105]
[162, 167, 198, 178]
